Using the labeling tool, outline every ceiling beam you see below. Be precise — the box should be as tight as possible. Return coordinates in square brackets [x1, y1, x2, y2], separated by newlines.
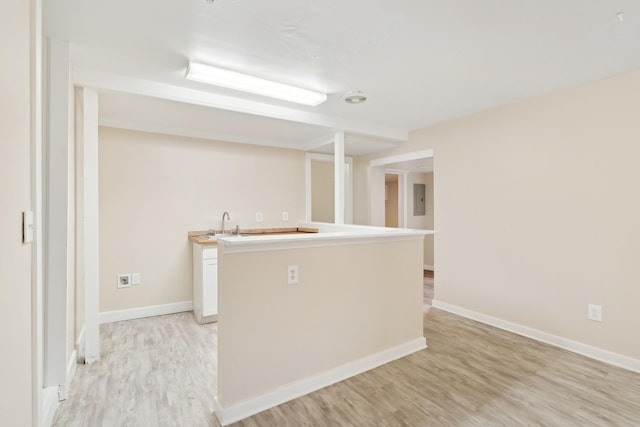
[73, 67, 409, 143]
[99, 117, 307, 151]
[302, 134, 335, 152]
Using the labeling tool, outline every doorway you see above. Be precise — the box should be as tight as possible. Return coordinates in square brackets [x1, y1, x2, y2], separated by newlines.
[385, 174, 399, 227]
[369, 150, 434, 309]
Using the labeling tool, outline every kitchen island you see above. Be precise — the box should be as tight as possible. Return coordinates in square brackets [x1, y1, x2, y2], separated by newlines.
[207, 222, 431, 425]
[189, 227, 318, 323]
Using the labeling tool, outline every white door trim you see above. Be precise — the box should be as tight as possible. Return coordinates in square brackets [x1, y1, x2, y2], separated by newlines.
[78, 87, 101, 364]
[334, 131, 345, 225]
[30, 0, 45, 423]
[383, 170, 408, 228]
[43, 37, 71, 393]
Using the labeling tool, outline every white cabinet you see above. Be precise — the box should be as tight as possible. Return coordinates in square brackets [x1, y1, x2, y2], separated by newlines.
[202, 256, 218, 317]
[192, 243, 218, 324]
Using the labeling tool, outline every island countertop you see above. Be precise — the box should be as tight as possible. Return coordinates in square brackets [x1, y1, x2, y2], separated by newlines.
[188, 227, 319, 245]
[213, 222, 433, 253]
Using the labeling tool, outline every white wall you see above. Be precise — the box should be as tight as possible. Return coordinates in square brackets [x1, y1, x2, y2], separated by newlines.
[357, 67, 640, 361]
[74, 89, 86, 356]
[66, 68, 76, 370]
[407, 173, 434, 267]
[0, 0, 33, 424]
[310, 159, 334, 222]
[424, 173, 434, 267]
[352, 157, 370, 225]
[98, 127, 306, 312]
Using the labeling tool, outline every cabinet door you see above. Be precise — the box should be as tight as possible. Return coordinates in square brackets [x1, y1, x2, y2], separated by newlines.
[202, 258, 218, 317]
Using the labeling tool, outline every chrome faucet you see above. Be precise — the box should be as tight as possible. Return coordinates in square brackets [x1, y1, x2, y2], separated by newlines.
[221, 211, 231, 234]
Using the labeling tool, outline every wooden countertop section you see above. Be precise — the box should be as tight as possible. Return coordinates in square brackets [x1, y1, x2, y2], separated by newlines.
[189, 227, 318, 245]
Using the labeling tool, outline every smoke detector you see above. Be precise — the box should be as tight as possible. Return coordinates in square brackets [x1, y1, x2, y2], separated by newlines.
[344, 91, 367, 104]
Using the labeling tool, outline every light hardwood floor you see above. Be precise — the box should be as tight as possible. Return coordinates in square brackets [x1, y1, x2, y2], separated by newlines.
[52, 313, 218, 427]
[53, 309, 640, 426]
[424, 269, 434, 309]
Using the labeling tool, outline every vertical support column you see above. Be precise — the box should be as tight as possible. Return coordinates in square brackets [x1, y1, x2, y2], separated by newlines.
[334, 131, 345, 225]
[304, 154, 312, 222]
[80, 88, 100, 364]
[43, 38, 70, 393]
[399, 172, 408, 228]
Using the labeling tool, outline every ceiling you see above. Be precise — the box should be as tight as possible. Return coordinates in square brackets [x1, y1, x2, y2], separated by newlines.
[45, 0, 640, 155]
[97, 91, 402, 154]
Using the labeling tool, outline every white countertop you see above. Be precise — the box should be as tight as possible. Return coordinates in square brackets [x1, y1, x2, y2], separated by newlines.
[216, 222, 433, 253]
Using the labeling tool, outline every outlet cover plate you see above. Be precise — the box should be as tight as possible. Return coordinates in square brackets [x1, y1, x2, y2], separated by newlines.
[287, 265, 298, 284]
[588, 304, 602, 322]
[118, 274, 131, 288]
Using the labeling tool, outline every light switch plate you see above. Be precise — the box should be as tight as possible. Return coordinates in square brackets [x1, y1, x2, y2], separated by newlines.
[23, 210, 34, 243]
[282, 211, 289, 221]
[588, 304, 602, 322]
[256, 212, 264, 223]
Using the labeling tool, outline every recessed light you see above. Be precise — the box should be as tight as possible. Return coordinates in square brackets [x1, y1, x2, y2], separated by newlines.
[344, 91, 367, 104]
[186, 62, 327, 106]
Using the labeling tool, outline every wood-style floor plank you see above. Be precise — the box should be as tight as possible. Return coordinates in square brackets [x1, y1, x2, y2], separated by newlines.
[52, 313, 217, 427]
[53, 308, 640, 426]
[424, 270, 434, 308]
[232, 308, 640, 426]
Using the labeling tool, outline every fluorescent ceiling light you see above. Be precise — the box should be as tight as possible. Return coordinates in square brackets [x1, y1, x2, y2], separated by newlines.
[186, 62, 327, 106]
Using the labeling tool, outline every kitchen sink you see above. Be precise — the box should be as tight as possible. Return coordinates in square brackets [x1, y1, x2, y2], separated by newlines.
[201, 233, 250, 239]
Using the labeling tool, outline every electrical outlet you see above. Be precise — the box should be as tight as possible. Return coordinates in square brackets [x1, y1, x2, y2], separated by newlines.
[282, 211, 289, 221]
[132, 273, 141, 285]
[287, 265, 299, 284]
[256, 212, 263, 223]
[117, 273, 131, 289]
[587, 304, 602, 322]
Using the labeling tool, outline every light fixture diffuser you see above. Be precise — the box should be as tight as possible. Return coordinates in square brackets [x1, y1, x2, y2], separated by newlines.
[186, 62, 327, 106]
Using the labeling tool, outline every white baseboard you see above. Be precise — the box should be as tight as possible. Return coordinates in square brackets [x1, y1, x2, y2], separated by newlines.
[213, 337, 427, 426]
[42, 386, 59, 427]
[423, 264, 434, 271]
[432, 300, 640, 374]
[66, 349, 77, 388]
[99, 301, 193, 324]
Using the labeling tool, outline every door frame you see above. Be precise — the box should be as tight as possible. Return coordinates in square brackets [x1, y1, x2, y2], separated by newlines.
[369, 150, 433, 227]
[383, 170, 407, 228]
